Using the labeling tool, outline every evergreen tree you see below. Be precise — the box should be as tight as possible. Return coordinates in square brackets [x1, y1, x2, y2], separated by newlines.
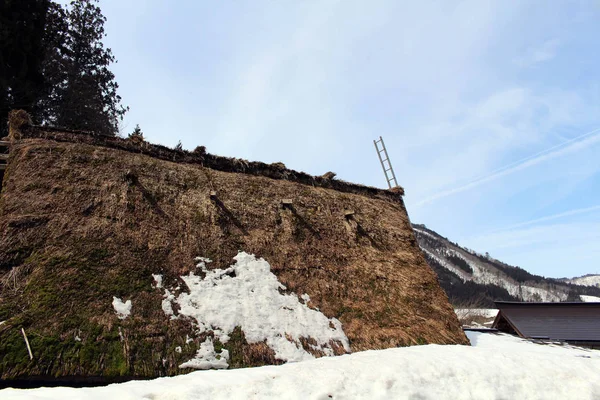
[52, 0, 127, 135]
[0, 0, 51, 136]
[33, 1, 69, 127]
[128, 124, 144, 142]
[0, 0, 127, 136]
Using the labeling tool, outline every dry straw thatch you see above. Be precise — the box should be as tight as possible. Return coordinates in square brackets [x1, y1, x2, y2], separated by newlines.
[0, 111, 467, 385]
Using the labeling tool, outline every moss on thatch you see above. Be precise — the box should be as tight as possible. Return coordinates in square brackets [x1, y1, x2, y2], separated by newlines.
[0, 113, 467, 385]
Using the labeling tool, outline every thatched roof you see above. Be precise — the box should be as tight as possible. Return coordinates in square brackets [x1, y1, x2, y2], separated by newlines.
[0, 111, 466, 385]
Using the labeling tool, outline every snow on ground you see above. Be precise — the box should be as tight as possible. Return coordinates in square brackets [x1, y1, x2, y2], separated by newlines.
[160, 252, 350, 367]
[111, 297, 131, 319]
[2, 332, 599, 400]
[454, 308, 498, 319]
[581, 295, 600, 302]
[454, 309, 498, 328]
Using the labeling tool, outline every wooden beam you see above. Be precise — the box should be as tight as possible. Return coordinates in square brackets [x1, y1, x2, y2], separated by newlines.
[21, 328, 33, 360]
[344, 210, 355, 218]
[0, 164, 5, 171]
[0, 141, 9, 146]
[281, 199, 293, 206]
[0, 154, 8, 160]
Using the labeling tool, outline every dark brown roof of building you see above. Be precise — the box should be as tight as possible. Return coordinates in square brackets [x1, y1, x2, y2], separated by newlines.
[493, 301, 600, 342]
[496, 301, 600, 307]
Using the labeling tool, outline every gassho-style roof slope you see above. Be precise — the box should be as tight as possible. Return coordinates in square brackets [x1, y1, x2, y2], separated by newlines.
[492, 301, 600, 343]
[0, 111, 467, 385]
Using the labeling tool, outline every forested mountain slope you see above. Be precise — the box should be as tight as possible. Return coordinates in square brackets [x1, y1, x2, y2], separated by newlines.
[413, 224, 600, 307]
[561, 274, 600, 288]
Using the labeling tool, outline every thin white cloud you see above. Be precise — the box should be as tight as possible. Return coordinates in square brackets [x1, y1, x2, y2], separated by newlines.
[461, 220, 600, 277]
[463, 221, 600, 255]
[414, 126, 600, 207]
[514, 38, 561, 68]
[399, 85, 597, 207]
[470, 126, 600, 180]
[491, 204, 600, 232]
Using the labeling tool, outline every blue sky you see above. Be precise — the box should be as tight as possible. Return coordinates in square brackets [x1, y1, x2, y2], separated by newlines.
[89, 0, 599, 278]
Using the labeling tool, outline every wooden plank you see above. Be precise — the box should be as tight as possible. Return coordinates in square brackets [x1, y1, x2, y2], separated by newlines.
[0, 154, 8, 160]
[281, 199, 293, 206]
[344, 210, 355, 217]
[0, 164, 5, 171]
[0, 141, 9, 146]
[21, 328, 33, 360]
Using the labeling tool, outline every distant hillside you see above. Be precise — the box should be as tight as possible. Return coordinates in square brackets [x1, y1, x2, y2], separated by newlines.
[412, 224, 600, 308]
[561, 274, 600, 288]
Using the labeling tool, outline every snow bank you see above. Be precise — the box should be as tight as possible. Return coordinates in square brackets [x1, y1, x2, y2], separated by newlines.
[164, 252, 349, 366]
[111, 297, 131, 319]
[3, 332, 599, 400]
[581, 295, 600, 302]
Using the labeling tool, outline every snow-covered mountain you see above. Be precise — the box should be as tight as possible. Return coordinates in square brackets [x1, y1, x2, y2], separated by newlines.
[561, 274, 600, 288]
[413, 224, 600, 307]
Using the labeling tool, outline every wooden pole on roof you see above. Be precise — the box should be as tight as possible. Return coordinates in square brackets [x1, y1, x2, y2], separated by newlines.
[21, 328, 33, 360]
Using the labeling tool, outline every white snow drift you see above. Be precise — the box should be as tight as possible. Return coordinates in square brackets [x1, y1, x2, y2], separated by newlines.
[581, 295, 600, 302]
[454, 309, 498, 319]
[160, 252, 350, 368]
[3, 332, 599, 400]
[111, 297, 131, 319]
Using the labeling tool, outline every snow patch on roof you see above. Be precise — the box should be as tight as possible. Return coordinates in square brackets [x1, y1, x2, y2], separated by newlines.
[166, 252, 350, 365]
[161, 289, 176, 318]
[112, 297, 132, 319]
[179, 338, 229, 370]
[152, 274, 163, 289]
